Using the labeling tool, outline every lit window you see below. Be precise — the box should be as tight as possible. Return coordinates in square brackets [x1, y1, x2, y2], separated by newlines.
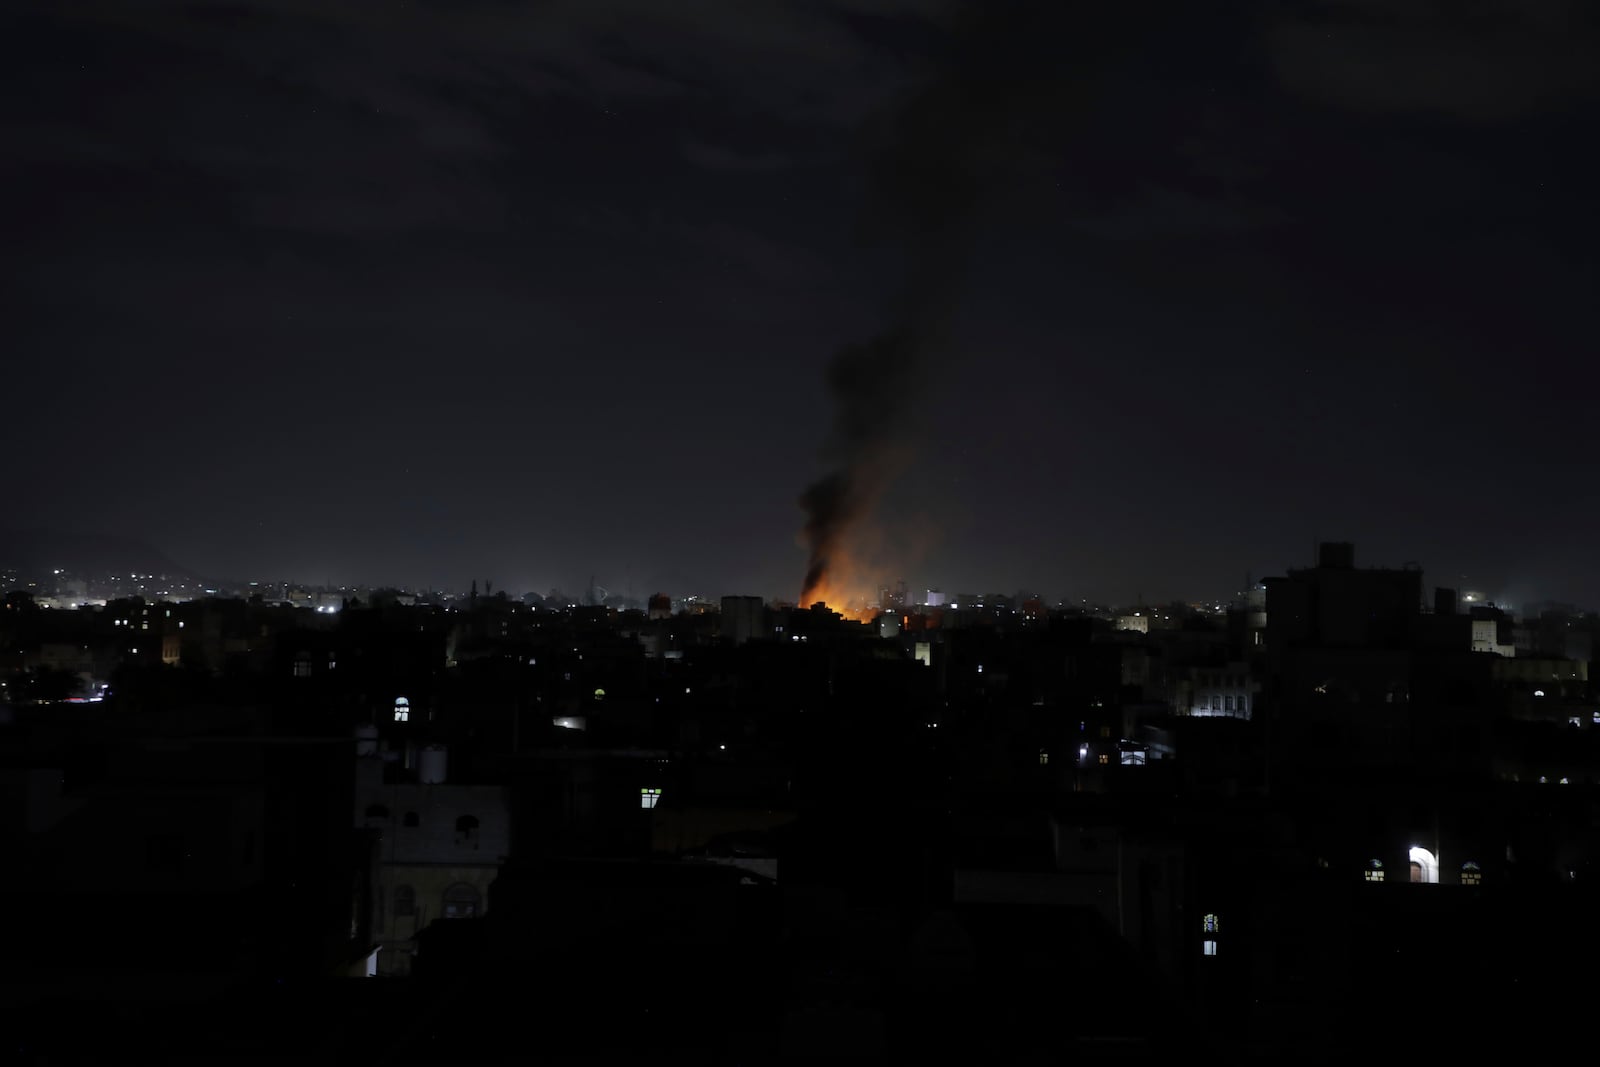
[442, 882, 480, 919]
[394, 696, 410, 722]
[293, 657, 311, 678]
[1461, 862, 1481, 886]
[641, 787, 661, 809]
[1039, 751, 1049, 765]
[1203, 913, 1218, 933]
[1203, 940, 1218, 956]
[1365, 860, 1384, 882]
[1097, 753, 1110, 765]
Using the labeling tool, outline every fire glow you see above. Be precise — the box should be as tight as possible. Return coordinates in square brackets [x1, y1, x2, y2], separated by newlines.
[798, 551, 883, 623]
[801, 587, 881, 623]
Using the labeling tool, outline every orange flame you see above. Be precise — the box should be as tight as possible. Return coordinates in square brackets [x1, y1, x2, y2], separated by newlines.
[798, 555, 882, 623]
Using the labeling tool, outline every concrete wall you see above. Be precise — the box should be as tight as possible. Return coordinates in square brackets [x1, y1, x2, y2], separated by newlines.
[375, 863, 498, 976]
[353, 776, 510, 865]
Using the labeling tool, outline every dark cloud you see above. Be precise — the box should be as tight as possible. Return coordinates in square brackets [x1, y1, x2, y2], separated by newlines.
[7, 0, 951, 237]
[680, 140, 795, 173]
[672, 221, 823, 286]
[46, 0, 942, 117]
[1064, 182, 1290, 239]
[1269, 0, 1599, 119]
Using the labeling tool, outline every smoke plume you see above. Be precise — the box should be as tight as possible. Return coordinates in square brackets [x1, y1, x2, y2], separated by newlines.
[798, 9, 1018, 606]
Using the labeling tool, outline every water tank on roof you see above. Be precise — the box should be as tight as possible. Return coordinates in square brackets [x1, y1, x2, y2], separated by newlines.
[354, 724, 379, 757]
[419, 744, 448, 785]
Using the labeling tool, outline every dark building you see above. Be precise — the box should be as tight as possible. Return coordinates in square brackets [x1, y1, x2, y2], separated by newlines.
[1263, 541, 1423, 652]
[5, 547, 1599, 1062]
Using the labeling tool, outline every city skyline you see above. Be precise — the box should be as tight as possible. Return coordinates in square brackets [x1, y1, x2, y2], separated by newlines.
[3, 527, 1577, 620]
[0, 512, 1578, 612]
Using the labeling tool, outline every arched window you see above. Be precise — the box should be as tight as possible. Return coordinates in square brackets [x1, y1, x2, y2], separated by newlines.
[402, 811, 419, 828]
[364, 803, 390, 821]
[394, 696, 410, 722]
[455, 814, 480, 845]
[1461, 861, 1482, 886]
[442, 883, 480, 919]
[395, 885, 416, 917]
[1365, 859, 1385, 883]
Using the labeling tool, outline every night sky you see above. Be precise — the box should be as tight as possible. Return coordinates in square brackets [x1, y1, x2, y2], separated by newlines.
[6, 1, 1597, 606]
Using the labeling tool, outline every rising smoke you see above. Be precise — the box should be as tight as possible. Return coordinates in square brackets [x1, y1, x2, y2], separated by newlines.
[797, 8, 1022, 606]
